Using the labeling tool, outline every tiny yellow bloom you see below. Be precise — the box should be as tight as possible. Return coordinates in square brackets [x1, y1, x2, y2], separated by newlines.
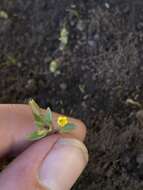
[57, 116, 69, 127]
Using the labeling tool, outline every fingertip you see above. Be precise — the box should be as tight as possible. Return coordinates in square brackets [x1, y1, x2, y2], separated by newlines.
[75, 119, 87, 140]
[38, 138, 88, 190]
[62, 118, 87, 142]
[51, 112, 87, 142]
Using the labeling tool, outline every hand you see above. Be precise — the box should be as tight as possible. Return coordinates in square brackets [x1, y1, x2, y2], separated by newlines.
[0, 104, 88, 190]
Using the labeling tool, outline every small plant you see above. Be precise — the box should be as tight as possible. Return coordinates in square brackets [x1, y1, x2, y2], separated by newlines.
[126, 98, 142, 109]
[0, 10, 8, 19]
[59, 24, 69, 51]
[49, 59, 59, 74]
[28, 99, 76, 141]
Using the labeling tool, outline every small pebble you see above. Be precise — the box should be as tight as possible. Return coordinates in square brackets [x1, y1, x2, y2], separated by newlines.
[136, 153, 143, 164]
[25, 79, 36, 90]
[60, 83, 67, 90]
[105, 3, 110, 9]
[77, 20, 85, 31]
[81, 101, 87, 108]
[136, 110, 143, 127]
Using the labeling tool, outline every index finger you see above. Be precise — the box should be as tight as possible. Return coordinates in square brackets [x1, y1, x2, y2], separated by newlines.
[0, 104, 86, 157]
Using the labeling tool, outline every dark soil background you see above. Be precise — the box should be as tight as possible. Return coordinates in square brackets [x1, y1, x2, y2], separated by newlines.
[0, 0, 143, 189]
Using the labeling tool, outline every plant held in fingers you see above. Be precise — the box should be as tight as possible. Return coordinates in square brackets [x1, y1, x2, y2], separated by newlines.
[28, 99, 76, 141]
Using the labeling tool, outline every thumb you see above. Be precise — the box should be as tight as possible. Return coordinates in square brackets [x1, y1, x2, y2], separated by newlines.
[0, 135, 88, 190]
[38, 137, 88, 190]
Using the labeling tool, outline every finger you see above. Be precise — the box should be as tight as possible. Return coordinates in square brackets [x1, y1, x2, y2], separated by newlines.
[0, 135, 88, 190]
[0, 104, 86, 157]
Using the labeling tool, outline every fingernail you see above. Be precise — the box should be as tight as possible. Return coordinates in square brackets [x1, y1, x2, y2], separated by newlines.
[38, 138, 88, 190]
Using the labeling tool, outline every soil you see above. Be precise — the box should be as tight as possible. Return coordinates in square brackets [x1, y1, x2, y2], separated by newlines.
[0, 0, 143, 189]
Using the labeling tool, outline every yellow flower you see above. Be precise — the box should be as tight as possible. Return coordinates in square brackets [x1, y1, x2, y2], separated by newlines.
[57, 116, 69, 127]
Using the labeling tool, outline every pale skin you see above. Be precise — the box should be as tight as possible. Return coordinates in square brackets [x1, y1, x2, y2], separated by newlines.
[0, 105, 87, 190]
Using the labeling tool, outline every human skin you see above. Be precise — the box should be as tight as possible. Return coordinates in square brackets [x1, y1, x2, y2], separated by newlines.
[0, 105, 88, 190]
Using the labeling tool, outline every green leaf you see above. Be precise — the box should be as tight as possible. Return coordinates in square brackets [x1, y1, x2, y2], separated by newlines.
[33, 113, 45, 128]
[44, 107, 52, 126]
[29, 99, 41, 116]
[0, 10, 8, 19]
[59, 26, 69, 50]
[27, 129, 48, 141]
[49, 60, 59, 73]
[59, 123, 76, 133]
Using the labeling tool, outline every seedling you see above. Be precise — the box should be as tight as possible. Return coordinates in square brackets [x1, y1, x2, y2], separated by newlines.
[59, 24, 69, 51]
[49, 60, 59, 73]
[28, 99, 76, 141]
[0, 10, 8, 19]
[126, 98, 142, 109]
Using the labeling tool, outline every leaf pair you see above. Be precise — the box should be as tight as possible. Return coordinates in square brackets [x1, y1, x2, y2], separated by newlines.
[28, 100, 52, 140]
[29, 99, 52, 128]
